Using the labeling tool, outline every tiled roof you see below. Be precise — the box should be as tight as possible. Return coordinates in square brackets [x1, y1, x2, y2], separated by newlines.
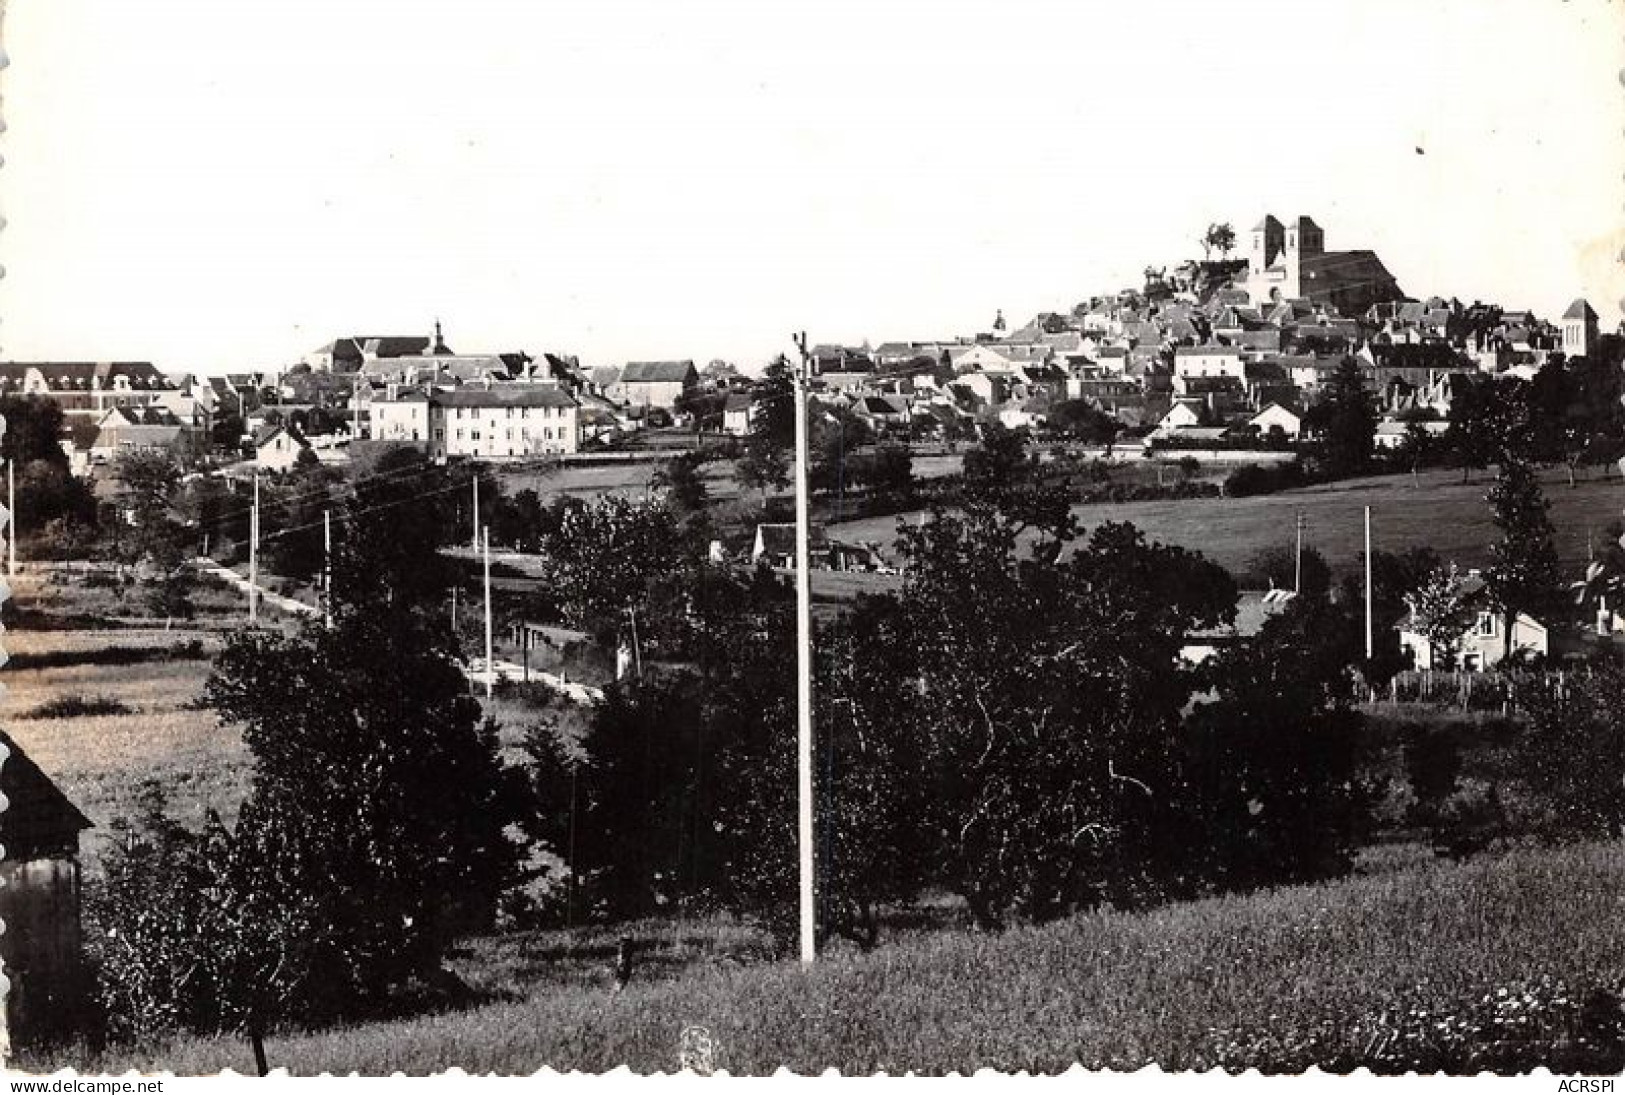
[431, 386, 579, 409]
[621, 361, 698, 384]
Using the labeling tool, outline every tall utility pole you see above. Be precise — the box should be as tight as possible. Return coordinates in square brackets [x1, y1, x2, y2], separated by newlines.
[482, 525, 494, 700]
[249, 474, 260, 626]
[7, 457, 15, 579]
[627, 605, 644, 680]
[790, 331, 816, 966]
[1364, 505, 1374, 660]
[322, 508, 333, 629]
[1293, 512, 1305, 594]
[472, 476, 481, 551]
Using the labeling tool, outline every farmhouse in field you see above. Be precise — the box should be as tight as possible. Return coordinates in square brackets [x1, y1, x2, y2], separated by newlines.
[0, 730, 93, 1049]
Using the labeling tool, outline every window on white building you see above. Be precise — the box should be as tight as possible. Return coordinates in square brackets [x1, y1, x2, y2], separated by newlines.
[1476, 612, 1495, 637]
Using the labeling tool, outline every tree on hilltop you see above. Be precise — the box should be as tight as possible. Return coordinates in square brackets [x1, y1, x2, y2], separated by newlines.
[1201, 222, 1236, 260]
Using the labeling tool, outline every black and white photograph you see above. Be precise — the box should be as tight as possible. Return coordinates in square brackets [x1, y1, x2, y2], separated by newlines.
[0, 0, 1621, 1079]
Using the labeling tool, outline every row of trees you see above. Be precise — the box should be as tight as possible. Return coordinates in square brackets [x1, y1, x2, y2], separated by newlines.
[1309, 347, 1625, 485]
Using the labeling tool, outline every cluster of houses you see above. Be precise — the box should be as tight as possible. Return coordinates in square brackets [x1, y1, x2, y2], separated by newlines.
[698, 215, 1608, 453]
[4, 218, 1606, 479]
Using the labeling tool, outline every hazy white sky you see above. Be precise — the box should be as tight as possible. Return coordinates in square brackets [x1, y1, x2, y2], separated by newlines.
[1, 0, 1620, 373]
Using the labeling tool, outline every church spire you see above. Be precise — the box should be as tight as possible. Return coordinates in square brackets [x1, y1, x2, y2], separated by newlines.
[431, 318, 450, 356]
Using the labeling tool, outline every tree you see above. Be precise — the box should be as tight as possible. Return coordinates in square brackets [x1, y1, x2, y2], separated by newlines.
[0, 395, 71, 467]
[880, 509, 1235, 926]
[1201, 222, 1236, 260]
[1245, 542, 1331, 600]
[734, 437, 789, 505]
[1445, 373, 1536, 481]
[16, 458, 98, 544]
[1047, 399, 1122, 446]
[525, 676, 709, 920]
[750, 355, 796, 449]
[1483, 458, 1562, 660]
[861, 443, 914, 500]
[1398, 421, 1435, 485]
[1179, 595, 1368, 892]
[112, 449, 189, 572]
[1404, 562, 1479, 668]
[330, 444, 460, 612]
[90, 782, 306, 1043]
[262, 462, 343, 582]
[961, 422, 1076, 540]
[202, 604, 525, 1021]
[529, 495, 690, 635]
[1315, 358, 1377, 478]
[652, 451, 710, 516]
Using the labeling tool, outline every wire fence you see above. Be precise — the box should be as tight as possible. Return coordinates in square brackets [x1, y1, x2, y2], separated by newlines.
[1366, 667, 1590, 714]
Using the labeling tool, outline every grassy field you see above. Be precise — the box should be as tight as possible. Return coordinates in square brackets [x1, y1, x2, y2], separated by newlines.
[496, 461, 746, 504]
[13, 566, 251, 630]
[824, 465, 1625, 585]
[41, 840, 1625, 1075]
[2, 627, 247, 866]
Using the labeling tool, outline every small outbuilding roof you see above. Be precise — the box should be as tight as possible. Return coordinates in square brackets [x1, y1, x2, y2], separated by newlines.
[0, 729, 92, 861]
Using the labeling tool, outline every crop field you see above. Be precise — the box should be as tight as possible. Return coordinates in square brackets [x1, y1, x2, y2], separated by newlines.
[47, 840, 1625, 1075]
[824, 465, 1625, 586]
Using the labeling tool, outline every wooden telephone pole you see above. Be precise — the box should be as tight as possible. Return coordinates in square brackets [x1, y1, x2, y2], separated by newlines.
[790, 331, 816, 965]
[1294, 511, 1306, 594]
[482, 525, 494, 700]
[249, 474, 260, 625]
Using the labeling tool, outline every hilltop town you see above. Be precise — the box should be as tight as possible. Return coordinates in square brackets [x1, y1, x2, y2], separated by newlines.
[2, 215, 1605, 488]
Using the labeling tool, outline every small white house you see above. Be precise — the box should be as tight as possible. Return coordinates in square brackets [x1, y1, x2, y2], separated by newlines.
[722, 393, 755, 437]
[1248, 402, 1302, 440]
[1399, 606, 1549, 671]
[1156, 399, 1205, 432]
[1373, 418, 1449, 451]
[254, 424, 310, 471]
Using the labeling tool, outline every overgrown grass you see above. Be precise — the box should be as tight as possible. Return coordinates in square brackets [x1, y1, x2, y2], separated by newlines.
[18, 693, 133, 719]
[38, 841, 1625, 1075]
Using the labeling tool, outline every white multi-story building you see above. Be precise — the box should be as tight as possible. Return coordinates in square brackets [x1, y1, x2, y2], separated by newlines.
[0, 362, 177, 421]
[370, 384, 580, 459]
[1172, 344, 1245, 380]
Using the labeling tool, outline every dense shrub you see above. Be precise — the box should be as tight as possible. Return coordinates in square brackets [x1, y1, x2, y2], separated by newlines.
[1223, 460, 1310, 497]
[20, 693, 134, 719]
[7, 640, 206, 670]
